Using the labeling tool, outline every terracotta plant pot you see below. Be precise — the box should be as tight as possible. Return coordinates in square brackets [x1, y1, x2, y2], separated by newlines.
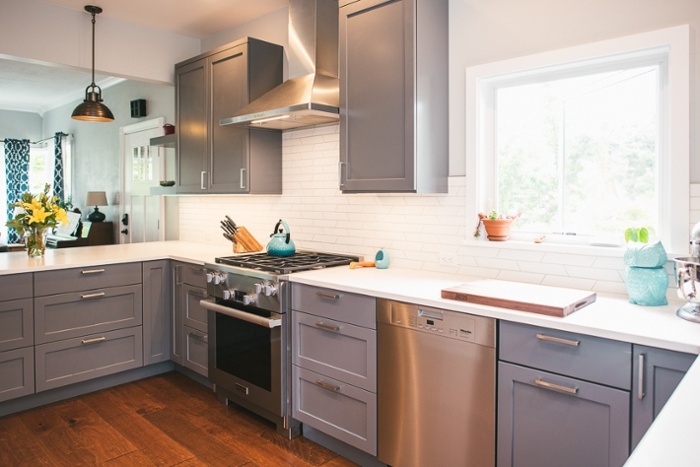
[482, 219, 513, 241]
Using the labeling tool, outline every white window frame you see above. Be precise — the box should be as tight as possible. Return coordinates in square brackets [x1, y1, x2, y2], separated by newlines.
[465, 25, 690, 254]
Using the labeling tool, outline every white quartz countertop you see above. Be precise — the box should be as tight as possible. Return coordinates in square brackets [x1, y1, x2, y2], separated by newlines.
[1, 242, 696, 465]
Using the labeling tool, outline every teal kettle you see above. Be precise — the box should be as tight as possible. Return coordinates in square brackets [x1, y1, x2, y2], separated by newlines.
[267, 219, 295, 257]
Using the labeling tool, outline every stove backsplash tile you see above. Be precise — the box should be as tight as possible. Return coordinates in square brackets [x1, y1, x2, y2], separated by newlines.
[178, 123, 699, 300]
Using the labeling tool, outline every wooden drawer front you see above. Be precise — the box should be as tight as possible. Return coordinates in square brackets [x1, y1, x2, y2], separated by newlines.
[179, 263, 206, 287]
[0, 273, 32, 301]
[0, 298, 33, 352]
[292, 284, 376, 329]
[293, 366, 377, 455]
[183, 325, 208, 377]
[0, 347, 34, 402]
[293, 311, 376, 391]
[183, 285, 208, 332]
[500, 321, 632, 390]
[34, 285, 143, 344]
[35, 326, 143, 392]
[35, 263, 141, 296]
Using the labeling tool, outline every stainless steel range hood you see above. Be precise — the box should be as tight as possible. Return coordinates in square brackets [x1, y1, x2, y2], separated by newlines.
[220, 0, 339, 131]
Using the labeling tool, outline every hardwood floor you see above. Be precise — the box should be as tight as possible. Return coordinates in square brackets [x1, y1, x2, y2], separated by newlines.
[0, 372, 357, 466]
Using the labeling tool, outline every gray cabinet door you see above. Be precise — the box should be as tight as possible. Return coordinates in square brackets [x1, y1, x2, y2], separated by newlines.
[498, 361, 629, 467]
[143, 260, 170, 365]
[176, 58, 208, 193]
[172, 262, 208, 365]
[183, 325, 208, 377]
[0, 347, 34, 402]
[339, 0, 448, 193]
[631, 345, 695, 449]
[0, 298, 33, 352]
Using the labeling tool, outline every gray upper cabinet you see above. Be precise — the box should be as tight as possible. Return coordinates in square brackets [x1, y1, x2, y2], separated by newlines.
[631, 345, 695, 449]
[339, 0, 448, 193]
[176, 37, 283, 194]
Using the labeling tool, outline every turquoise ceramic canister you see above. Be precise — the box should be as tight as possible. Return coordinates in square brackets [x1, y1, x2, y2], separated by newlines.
[624, 266, 669, 306]
[623, 241, 667, 268]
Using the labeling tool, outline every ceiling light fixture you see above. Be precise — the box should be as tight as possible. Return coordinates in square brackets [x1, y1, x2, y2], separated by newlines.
[71, 5, 114, 122]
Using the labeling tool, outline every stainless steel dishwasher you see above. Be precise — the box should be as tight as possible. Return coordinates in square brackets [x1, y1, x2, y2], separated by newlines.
[377, 299, 496, 467]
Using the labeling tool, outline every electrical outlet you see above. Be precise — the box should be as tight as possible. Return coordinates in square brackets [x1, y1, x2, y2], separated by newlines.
[439, 252, 457, 266]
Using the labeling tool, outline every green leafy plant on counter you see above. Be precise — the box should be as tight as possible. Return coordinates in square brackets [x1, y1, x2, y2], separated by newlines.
[624, 226, 651, 243]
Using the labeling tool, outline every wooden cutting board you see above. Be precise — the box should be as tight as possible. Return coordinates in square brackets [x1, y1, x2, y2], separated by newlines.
[441, 280, 597, 317]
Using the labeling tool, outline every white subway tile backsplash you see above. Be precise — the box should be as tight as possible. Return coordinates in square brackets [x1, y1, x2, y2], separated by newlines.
[177, 128, 700, 296]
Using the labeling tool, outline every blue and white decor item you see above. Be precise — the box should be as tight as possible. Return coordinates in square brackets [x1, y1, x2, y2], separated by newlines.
[624, 241, 668, 306]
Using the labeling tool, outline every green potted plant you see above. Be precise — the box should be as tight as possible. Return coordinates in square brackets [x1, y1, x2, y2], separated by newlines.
[473, 210, 521, 241]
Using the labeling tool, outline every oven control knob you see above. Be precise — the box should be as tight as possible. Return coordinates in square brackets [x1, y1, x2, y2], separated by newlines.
[263, 284, 278, 297]
[254, 282, 264, 294]
[206, 272, 214, 283]
[242, 294, 256, 306]
[222, 289, 234, 300]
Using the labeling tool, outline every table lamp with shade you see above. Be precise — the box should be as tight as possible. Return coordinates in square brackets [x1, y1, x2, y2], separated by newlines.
[85, 191, 108, 222]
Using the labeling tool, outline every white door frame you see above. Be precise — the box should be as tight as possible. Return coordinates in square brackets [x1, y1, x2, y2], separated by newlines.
[118, 117, 166, 243]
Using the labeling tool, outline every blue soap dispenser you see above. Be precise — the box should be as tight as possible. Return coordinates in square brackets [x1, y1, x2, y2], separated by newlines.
[375, 248, 390, 269]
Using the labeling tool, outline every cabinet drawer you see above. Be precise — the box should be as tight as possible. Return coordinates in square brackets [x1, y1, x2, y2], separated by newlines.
[183, 285, 208, 332]
[34, 285, 143, 344]
[0, 273, 32, 301]
[176, 262, 206, 287]
[35, 263, 141, 296]
[183, 325, 208, 377]
[293, 311, 376, 391]
[293, 365, 377, 455]
[0, 347, 34, 402]
[500, 321, 631, 389]
[292, 284, 376, 329]
[35, 326, 143, 392]
[0, 298, 33, 352]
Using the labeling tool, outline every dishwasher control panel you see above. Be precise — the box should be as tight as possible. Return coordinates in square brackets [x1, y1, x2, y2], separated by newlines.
[377, 299, 495, 346]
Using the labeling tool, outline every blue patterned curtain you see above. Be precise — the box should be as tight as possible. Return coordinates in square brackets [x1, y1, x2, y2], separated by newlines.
[53, 132, 66, 202]
[4, 139, 30, 243]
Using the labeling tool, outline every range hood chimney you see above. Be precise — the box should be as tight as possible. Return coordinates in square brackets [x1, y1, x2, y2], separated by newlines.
[220, 0, 339, 130]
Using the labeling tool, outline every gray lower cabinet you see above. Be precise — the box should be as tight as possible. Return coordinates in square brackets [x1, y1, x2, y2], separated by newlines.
[0, 273, 34, 402]
[172, 261, 208, 376]
[291, 284, 377, 455]
[498, 321, 631, 467]
[143, 260, 171, 365]
[176, 37, 283, 194]
[338, 0, 448, 193]
[631, 345, 695, 449]
[33, 263, 144, 392]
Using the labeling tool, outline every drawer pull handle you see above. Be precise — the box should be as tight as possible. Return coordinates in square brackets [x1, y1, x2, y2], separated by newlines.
[316, 291, 340, 300]
[81, 336, 106, 345]
[638, 353, 646, 400]
[81, 292, 106, 299]
[81, 268, 106, 275]
[189, 332, 208, 343]
[315, 322, 340, 332]
[315, 380, 341, 392]
[535, 378, 579, 395]
[536, 333, 580, 347]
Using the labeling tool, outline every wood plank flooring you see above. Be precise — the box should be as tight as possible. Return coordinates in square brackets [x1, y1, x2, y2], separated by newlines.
[0, 372, 357, 466]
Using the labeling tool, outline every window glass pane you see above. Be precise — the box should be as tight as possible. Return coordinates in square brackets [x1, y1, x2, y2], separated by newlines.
[496, 65, 658, 238]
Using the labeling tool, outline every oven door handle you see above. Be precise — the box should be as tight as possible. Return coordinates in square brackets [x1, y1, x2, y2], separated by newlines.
[200, 299, 282, 329]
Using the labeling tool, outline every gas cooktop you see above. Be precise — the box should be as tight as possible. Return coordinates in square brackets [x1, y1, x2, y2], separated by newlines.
[214, 251, 359, 275]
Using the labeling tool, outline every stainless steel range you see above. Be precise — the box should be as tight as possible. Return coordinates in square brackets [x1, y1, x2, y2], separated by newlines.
[200, 251, 357, 439]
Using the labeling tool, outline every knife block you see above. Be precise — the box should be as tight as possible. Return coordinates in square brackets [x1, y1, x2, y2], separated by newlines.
[233, 226, 263, 253]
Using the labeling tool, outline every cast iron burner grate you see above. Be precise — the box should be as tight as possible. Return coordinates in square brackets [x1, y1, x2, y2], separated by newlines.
[214, 251, 358, 275]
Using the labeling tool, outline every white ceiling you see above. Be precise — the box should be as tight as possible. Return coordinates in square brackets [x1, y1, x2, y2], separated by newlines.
[0, 0, 289, 115]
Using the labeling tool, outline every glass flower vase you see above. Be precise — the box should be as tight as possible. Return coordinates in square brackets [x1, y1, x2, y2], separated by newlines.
[25, 226, 49, 257]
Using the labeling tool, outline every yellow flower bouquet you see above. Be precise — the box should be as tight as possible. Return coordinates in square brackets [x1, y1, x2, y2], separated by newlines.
[6, 184, 68, 256]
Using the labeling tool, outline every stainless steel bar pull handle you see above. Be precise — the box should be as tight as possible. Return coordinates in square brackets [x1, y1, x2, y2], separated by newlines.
[536, 333, 580, 347]
[315, 322, 340, 332]
[315, 380, 341, 392]
[200, 171, 207, 190]
[81, 268, 105, 275]
[240, 168, 246, 189]
[638, 353, 646, 400]
[81, 292, 106, 299]
[535, 378, 579, 395]
[316, 291, 340, 300]
[81, 336, 106, 345]
[189, 331, 208, 343]
[338, 161, 346, 187]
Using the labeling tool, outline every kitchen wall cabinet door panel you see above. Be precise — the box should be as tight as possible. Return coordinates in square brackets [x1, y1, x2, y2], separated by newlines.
[339, 0, 448, 193]
[631, 345, 695, 449]
[498, 361, 629, 467]
[0, 298, 33, 352]
[176, 59, 208, 193]
[0, 347, 34, 402]
[143, 260, 170, 365]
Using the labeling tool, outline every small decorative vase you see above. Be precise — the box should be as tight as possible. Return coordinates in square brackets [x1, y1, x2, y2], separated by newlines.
[25, 225, 49, 257]
[482, 219, 513, 241]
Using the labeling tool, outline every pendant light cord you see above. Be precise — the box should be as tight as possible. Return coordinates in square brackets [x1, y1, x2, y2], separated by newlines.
[90, 10, 96, 88]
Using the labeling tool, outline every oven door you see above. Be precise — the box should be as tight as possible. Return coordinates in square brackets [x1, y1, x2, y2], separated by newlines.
[201, 299, 283, 417]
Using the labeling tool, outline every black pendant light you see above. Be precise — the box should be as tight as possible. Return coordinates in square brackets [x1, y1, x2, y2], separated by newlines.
[71, 5, 114, 122]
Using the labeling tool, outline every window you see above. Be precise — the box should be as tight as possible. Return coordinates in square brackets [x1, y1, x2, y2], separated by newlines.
[466, 26, 690, 253]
